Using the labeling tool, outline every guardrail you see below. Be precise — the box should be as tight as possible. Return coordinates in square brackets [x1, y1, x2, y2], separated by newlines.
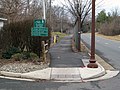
[41, 40, 49, 62]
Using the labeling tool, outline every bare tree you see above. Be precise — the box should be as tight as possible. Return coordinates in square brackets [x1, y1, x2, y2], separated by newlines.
[0, 0, 44, 22]
[63, 0, 93, 28]
[0, 0, 27, 23]
[48, 5, 72, 32]
[63, 0, 102, 26]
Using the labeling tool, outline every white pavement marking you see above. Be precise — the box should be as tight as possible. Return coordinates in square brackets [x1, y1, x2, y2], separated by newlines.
[57, 56, 60, 59]
[105, 43, 109, 45]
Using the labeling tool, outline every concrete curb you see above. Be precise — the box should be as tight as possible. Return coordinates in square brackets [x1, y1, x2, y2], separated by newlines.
[0, 68, 51, 81]
[21, 68, 51, 80]
[81, 59, 106, 80]
[0, 71, 42, 81]
[84, 70, 119, 82]
[0, 65, 105, 82]
[90, 62, 106, 79]
[20, 75, 40, 80]
[0, 71, 21, 78]
[0, 76, 35, 82]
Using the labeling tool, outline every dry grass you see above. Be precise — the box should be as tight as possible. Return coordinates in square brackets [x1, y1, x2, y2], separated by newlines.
[52, 32, 67, 42]
[81, 43, 87, 52]
[96, 33, 120, 41]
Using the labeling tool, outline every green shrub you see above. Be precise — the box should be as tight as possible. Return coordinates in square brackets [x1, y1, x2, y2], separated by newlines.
[8, 51, 39, 61]
[21, 51, 30, 60]
[12, 53, 22, 61]
[30, 53, 39, 60]
[2, 47, 21, 59]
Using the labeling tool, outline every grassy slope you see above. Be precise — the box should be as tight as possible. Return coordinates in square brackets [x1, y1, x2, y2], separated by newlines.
[96, 33, 120, 41]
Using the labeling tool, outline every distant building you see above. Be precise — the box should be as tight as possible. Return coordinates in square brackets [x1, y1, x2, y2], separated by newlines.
[0, 18, 7, 30]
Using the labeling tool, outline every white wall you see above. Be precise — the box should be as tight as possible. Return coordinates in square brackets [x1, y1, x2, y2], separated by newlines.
[0, 21, 4, 27]
[0, 21, 4, 30]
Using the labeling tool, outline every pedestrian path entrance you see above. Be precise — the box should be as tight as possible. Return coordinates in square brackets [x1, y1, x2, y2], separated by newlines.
[49, 36, 84, 81]
[49, 36, 84, 67]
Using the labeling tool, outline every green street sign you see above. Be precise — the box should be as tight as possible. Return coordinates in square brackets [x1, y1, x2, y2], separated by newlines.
[34, 19, 45, 27]
[31, 27, 48, 36]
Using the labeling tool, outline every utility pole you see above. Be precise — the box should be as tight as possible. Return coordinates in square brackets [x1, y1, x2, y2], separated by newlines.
[49, 0, 51, 24]
[61, 16, 63, 33]
[38, 0, 47, 59]
[61, 7, 64, 33]
[77, 0, 82, 52]
[78, 16, 81, 51]
[87, 0, 98, 68]
[27, 0, 29, 14]
[43, 0, 46, 20]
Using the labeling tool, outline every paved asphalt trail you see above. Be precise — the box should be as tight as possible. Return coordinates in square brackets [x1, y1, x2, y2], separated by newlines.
[82, 34, 120, 69]
[49, 35, 84, 67]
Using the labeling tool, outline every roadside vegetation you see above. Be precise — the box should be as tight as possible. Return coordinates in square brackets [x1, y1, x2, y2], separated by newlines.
[52, 32, 67, 42]
[96, 9, 120, 36]
[0, 0, 72, 61]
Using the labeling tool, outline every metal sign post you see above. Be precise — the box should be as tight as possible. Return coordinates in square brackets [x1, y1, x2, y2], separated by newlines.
[43, 0, 46, 20]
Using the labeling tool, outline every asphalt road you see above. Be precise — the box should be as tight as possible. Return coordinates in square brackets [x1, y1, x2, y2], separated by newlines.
[82, 33, 120, 69]
[0, 34, 120, 90]
[1, 75, 120, 90]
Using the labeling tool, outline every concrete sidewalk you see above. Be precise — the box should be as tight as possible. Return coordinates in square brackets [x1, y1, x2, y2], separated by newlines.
[0, 35, 111, 82]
